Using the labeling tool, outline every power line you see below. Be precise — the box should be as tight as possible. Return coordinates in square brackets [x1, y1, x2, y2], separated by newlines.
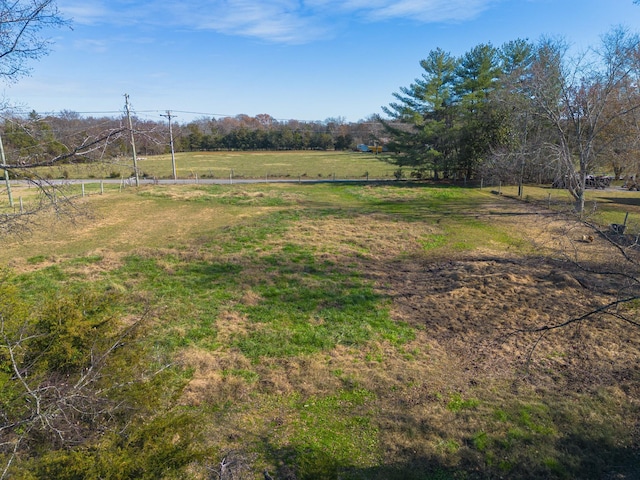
[2, 106, 377, 125]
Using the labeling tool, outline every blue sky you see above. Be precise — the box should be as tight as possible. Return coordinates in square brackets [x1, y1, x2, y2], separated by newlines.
[3, 0, 640, 124]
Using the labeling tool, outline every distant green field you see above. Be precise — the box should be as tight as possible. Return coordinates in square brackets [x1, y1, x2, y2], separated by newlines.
[36, 150, 399, 180]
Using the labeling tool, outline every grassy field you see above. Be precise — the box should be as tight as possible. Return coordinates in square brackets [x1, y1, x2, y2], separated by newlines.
[31, 150, 400, 180]
[499, 183, 640, 230]
[2, 181, 639, 479]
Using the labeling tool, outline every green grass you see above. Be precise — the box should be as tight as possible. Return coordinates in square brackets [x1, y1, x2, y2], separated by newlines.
[26, 254, 48, 264]
[447, 393, 480, 412]
[30, 150, 399, 180]
[287, 388, 380, 477]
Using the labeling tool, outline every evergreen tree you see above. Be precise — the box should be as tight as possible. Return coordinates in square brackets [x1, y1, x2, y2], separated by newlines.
[380, 48, 458, 178]
[454, 43, 504, 179]
[381, 40, 541, 181]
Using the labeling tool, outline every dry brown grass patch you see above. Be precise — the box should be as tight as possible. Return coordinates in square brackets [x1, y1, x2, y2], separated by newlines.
[177, 346, 254, 407]
[214, 310, 252, 345]
[282, 215, 441, 262]
[255, 355, 343, 397]
[239, 288, 263, 306]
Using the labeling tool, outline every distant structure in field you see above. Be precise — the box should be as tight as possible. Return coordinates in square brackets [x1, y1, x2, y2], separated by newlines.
[357, 143, 385, 153]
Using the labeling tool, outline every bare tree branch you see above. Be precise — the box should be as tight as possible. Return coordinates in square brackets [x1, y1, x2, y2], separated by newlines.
[0, 0, 67, 81]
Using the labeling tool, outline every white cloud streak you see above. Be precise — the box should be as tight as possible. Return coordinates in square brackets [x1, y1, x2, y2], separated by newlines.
[361, 0, 493, 22]
[58, 1, 110, 24]
[173, 0, 328, 43]
[58, 0, 498, 43]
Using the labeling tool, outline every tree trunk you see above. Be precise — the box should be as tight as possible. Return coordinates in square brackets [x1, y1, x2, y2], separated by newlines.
[575, 169, 587, 216]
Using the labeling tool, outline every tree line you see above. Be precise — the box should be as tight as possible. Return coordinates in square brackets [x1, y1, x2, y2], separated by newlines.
[174, 114, 379, 151]
[0, 110, 385, 163]
[379, 28, 640, 213]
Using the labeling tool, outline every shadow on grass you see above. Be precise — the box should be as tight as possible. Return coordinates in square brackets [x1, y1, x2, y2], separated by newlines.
[294, 182, 525, 223]
[255, 434, 640, 479]
[550, 434, 640, 480]
[597, 194, 640, 208]
[258, 437, 460, 480]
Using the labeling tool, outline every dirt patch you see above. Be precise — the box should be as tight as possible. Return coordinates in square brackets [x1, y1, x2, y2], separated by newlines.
[374, 255, 636, 388]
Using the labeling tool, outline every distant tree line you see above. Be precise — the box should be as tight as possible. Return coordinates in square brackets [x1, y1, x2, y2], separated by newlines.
[379, 28, 640, 213]
[174, 114, 376, 151]
[0, 111, 386, 163]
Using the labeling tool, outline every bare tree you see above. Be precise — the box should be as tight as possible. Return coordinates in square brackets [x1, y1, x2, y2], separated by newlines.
[526, 29, 640, 214]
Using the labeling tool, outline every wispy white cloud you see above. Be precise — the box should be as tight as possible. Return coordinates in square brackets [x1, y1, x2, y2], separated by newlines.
[299, 0, 496, 22]
[59, 0, 497, 43]
[174, 1, 329, 43]
[359, 0, 493, 22]
[58, 1, 110, 25]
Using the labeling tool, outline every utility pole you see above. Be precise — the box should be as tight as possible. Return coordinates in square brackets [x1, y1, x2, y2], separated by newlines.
[161, 110, 177, 180]
[124, 94, 139, 187]
[0, 133, 13, 207]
